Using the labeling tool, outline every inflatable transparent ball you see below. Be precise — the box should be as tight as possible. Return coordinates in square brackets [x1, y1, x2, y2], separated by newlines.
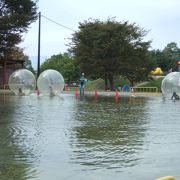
[37, 69, 64, 96]
[8, 69, 36, 96]
[161, 72, 180, 97]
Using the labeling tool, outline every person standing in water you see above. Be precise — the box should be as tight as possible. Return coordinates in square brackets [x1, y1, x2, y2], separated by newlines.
[171, 91, 180, 100]
[18, 87, 23, 96]
[80, 73, 85, 95]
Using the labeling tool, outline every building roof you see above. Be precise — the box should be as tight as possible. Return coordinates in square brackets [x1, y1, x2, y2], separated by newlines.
[0, 59, 25, 66]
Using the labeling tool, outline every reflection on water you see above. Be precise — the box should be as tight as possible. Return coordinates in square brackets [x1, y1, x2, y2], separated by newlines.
[0, 96, 39, 179]
[0, 94, 180, 180]
[71, 96, 148, 169]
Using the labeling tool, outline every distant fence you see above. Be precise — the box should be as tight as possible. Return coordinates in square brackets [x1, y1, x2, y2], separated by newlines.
[132, 87, 158, 93]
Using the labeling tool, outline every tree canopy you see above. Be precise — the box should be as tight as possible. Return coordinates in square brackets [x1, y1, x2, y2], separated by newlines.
[150, 42, 180, 72]
[69, 18, 152, 89]
[0, 0, 38, 59]
[40, 53, 80, 82]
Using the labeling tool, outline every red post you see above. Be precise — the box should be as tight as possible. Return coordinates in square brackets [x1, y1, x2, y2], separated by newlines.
[95, 90, 98, 98]
[115, 89, 119, 103]
[115, 89, 118, 97]
[75, 87, 78, 97]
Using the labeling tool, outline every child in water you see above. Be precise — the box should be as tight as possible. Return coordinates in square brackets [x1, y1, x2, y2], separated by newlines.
[171, 91, 180, 100]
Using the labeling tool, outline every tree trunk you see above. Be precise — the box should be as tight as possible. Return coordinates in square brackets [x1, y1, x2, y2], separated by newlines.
[129, 77, 134, 87]
[108, 73, 114, 91]
[104, 73, 108, 90]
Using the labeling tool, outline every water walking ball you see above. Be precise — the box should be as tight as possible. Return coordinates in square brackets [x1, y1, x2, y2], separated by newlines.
[161, 72, 180, 97]
[37, 69, 64, 96]
[8, 69, 36, 96]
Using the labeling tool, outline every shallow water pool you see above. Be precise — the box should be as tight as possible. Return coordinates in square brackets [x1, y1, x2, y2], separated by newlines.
[0, 93, 179, 180]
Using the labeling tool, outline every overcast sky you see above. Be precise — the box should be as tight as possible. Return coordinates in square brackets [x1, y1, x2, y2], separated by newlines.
[20, 0, 180, 69]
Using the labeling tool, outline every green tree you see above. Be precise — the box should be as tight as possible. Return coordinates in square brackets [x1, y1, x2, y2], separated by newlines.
[149, 42, 180, 72]
[6, 46, 35, 72]
[40, 53, 79, 83]
[120, 43, 154, 86]
[23, 56, 35, 73]
[163, 42, 180, 71]
[149, 50, 165, 70]
[0, 0, 37, 59]
[69, 18, 152, 90]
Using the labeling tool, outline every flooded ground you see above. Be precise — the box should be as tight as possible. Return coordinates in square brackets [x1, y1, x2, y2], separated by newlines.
[0, 93, 179, 180]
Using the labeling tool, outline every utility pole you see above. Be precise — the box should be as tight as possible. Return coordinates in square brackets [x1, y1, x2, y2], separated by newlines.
[37, 11, 41, 78]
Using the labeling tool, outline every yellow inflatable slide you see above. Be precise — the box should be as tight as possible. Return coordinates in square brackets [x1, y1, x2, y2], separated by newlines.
[151, 67, 163, 76]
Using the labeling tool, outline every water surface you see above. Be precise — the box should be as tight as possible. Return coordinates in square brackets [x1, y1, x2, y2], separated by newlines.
[0, 94, 180, 180]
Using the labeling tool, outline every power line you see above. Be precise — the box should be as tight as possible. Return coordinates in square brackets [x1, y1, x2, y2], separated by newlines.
[41, 14, 76, 32]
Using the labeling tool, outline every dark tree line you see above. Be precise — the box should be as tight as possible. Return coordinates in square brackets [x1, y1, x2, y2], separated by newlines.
[41, 19, 180, 90]
[1, 1, 180, 88]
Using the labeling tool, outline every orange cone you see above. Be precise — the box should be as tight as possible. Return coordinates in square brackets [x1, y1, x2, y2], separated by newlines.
[95, 90, 98, 97]
[115, 89, 118, 97]
[75, 87, 78, 97]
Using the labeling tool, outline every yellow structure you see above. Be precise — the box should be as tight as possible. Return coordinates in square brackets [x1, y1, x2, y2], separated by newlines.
[156, 176, 176, 180]
[151, 67, 163, 75]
